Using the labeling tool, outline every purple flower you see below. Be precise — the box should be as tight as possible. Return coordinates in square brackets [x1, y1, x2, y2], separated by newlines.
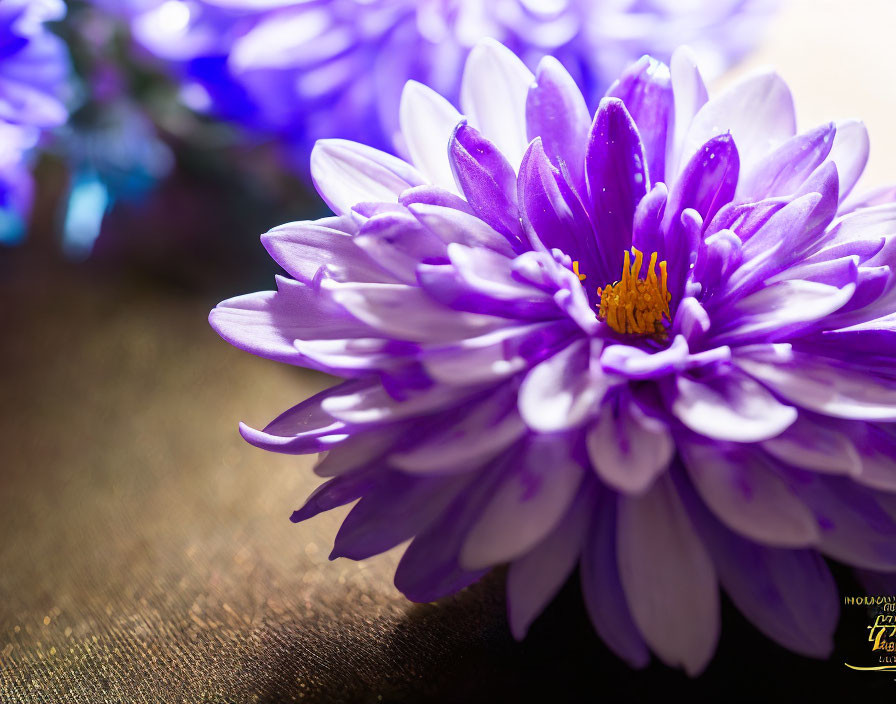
[210, 41, 896, 674]
[0, 0, 70, 243]
[112, 0, 773, 165]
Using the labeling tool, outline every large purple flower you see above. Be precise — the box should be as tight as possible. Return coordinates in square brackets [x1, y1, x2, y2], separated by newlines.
[0, 0, 70, 242]
[111, 0, 773, 165]
[210, 41, 896, 674]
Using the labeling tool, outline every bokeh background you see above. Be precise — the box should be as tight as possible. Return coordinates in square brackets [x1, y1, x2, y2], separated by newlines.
[2, 0, 895, 700]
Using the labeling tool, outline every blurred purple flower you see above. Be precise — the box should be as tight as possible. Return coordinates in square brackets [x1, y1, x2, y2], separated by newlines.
[211, 41, 896, 673]
[111, 0, 774, 167]
[0, 0, 70, 243]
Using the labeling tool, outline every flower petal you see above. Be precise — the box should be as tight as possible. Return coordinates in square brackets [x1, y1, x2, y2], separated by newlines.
[792, 475, 896, 570]
[394, 462, 508, 602]
[261, 219, 398, 284]
[525, 56, 589, 195]
[681, 442, 819, 547]
[667, 46, 708, 179]
[736, 351, 896, 421]
[683, 70, 795, 175]
[737, 122, 836, 201]
[713, 279, 856, 345]
[507, 484, 592, 640]
[331, 471, 471, 560]
[585, 98, 649, 280]
[461, 436, 584, 569]
[407, 202, 517, 256]
[761, 415, 862, 477]
[678, 474, 837, 658]
[828, 119, 869, 202]
[209, 277, 375, 366]
[581, 488, 650, 668]
[460, 39, 533, 171]
[311, 139, 425, 215]
[517, 138, 599, 272]
[237, 381, 365, 454]
[519, 339, 606, 432]
[390, 385, 526, 475]
[449, 122, 521, 240]
[353, 210, 447, 284]
[607, 55, 673, 184]
[399, 80, 462, 191]
[617, 474, 719, 676]
[671, 370, 797, 442]
[326, 279, 503, 343]
[290, 467, 379, 523]
[587, 394, 673, 495]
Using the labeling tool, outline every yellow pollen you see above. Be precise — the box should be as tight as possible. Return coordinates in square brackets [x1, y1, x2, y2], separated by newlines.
[597, 247, 672, 338]
[572, 260, 586, 281]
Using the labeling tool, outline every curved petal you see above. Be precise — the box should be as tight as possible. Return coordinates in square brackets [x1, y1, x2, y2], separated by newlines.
[828, 119, 869, 201]
[321, 380, 470, 425]
[331, 471, 470, 560]
[793, 475, 896, 570]
[713, 279, 856, 345]
[310, 139, 425, 215]
[460, 39, 533, 171]
[353, 210, 448, 284]
[607, 55, 673, 184]
[617, 474, 719, 676]
[667, 46, 708, 179]
[394, 462, 508, 602]
[587, 394, 673, 495]
[237, 381, 364, 454]
[681, 442, 819, 547]
[736, 351, 896, 421]
[262, 220, 394, 284]
[671, 371, 797, 443]
[290, 468, 379, 523]
[507, 485, 592, 639]
[737, 122, 835, 201]
[853, 424, 896, 492]
[519, 339, 606, 432]
[683, 70, 795, 175]
[666, 133, 740, 234]
[585, 98, 648, 281]
[581, 488, 650, 668]
[525, 56, 589, 195]
[390, 386, 526, 475]
[449, 122, 521, 240]
[517, 138, 598, 272]
[399, 80, 462, 191]
[421, 321, 576, 386]
[761, 415, 862, 477]
[209, 277, 375, 366]
[677, 473, 838, 658]
[326, 279, 503, 343]
[460, 436, 584, 570]
[407, 202, 517, 256]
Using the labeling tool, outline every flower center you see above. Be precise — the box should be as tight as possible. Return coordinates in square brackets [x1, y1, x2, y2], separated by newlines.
[596, 247, 671, 338]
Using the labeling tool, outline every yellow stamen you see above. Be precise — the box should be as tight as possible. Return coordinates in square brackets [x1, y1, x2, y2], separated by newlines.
[597, 246, 671, 338]
[572, 260, 586, 281]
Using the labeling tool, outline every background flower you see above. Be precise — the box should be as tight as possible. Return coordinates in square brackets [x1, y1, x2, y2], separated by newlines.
[0, 0, 70, 243]
[106, 0, 775, 170]
[212, 40, 896, 675]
